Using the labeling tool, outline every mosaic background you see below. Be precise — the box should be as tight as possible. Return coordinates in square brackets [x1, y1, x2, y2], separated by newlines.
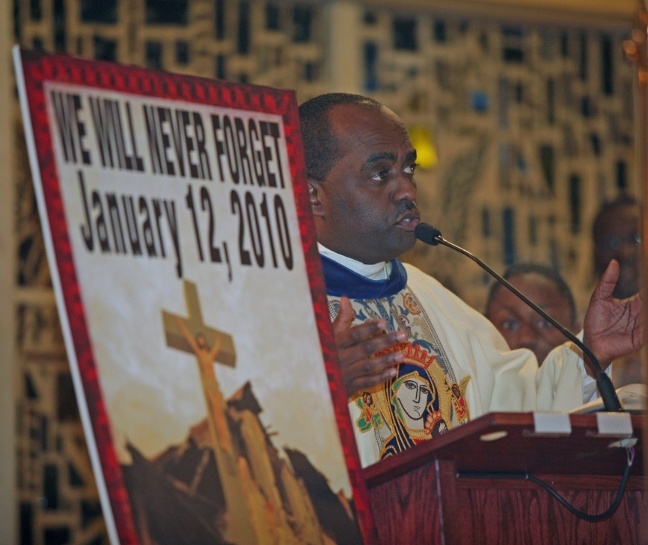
[8, 1, 638, 542]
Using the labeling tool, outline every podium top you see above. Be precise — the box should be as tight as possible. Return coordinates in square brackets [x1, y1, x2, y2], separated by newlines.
[363, 412, 645, 487]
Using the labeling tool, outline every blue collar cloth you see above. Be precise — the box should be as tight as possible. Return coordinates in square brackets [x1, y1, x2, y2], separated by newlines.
[320, 255, 408, 299]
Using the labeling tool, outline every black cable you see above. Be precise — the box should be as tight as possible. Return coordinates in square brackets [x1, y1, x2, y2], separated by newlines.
[457, 447, 635, 522]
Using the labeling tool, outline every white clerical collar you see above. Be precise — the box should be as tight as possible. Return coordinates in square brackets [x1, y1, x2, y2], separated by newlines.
[318, 243, 391, 280]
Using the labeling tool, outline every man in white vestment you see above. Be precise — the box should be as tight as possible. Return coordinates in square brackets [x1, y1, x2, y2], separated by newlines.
[298, 93, 644, 467]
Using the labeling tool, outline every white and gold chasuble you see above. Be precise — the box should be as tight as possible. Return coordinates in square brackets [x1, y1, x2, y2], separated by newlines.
[320, 251, 595, 468]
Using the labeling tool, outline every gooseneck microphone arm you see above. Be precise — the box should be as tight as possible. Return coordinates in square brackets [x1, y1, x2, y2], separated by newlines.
[414, 223, 623, 412]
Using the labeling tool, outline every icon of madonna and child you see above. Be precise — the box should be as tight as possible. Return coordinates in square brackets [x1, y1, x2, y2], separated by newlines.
[353, 342, 470, 460]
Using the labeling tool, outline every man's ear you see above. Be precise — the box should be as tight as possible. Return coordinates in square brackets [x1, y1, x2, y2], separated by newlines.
[308, 179, 324, 216]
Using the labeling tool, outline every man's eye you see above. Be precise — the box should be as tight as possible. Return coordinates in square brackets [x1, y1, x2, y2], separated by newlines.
[370, 170, 390, 181]
[536, 319, 551, 330]
[404, 162, 420, 174]
[501, 320, 519, 331]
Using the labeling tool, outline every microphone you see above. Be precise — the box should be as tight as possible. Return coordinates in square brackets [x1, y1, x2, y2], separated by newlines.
[414, 222, 624, 413]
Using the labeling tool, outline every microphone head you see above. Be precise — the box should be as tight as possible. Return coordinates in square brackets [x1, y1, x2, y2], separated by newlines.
[414, 223, 442, 246]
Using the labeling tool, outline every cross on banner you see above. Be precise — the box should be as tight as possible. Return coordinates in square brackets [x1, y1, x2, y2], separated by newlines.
[162, 280, 236, 452]
[162, 280, 236, 367]
[162, 280, 257, 544]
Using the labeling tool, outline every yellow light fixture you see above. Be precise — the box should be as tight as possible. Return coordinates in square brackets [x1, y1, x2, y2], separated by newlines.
[408, 125, 437, 170]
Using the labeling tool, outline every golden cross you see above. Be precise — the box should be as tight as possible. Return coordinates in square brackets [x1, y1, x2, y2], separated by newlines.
[162, 280, 236, 367]
[162, 280, 257, 544]
[162, 280, 236, 452]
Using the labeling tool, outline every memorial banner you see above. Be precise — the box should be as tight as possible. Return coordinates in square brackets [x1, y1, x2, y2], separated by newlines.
[14, 47, 373, 545]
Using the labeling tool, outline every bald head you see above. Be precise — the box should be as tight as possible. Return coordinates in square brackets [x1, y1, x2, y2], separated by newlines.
[299, 93, 383, 181]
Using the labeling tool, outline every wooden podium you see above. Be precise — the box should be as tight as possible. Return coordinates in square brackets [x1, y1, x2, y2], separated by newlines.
[363, 412, 646, 545]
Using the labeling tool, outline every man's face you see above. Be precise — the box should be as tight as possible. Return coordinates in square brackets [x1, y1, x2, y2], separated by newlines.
[594, 204, 641, 299]
[310, 104, 420, 263]
[486, 273, 577, 364]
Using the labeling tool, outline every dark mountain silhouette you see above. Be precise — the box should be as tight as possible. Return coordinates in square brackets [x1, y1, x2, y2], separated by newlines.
[120, 381, 362, 544]
[122, 443, 231, 545]
[285, 448, 363, 545]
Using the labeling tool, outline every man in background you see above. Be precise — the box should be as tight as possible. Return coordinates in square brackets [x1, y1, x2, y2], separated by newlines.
[593, 196, 641, 300]
[592, 196, 643, 385]
[485, 263, 579, 364]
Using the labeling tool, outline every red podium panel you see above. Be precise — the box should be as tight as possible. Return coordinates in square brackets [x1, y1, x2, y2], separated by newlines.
[364, 413, 646, 545]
